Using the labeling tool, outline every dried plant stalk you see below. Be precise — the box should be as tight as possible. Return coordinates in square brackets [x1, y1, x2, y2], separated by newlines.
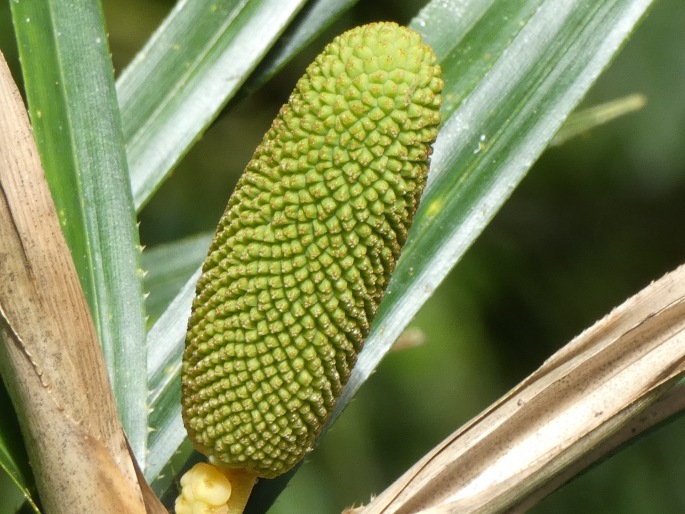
[0, 52, 162, 513]
[355, 265, 685, 514]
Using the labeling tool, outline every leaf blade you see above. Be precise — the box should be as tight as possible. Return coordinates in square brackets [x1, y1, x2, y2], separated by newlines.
[116, 0, 309, 210]
[240, 0, 361, 95]
[334, 0, 655, 421]
[143, 233, 212, 322]
[0, 385, 39, 514]
[145, 270, 200, 481]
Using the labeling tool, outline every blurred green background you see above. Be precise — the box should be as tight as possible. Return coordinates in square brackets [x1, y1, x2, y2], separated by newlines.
[2, 0, 685, 512]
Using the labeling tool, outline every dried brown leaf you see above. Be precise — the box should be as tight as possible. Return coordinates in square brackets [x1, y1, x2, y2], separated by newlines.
[0, 52, 162, 513]
[357, 265, 685, 514]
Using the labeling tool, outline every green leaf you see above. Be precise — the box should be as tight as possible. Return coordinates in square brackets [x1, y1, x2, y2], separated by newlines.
[0, 385, 39, 514]
[116, 0, 309, 211]
[10, 1, 149, 463]
[552, 92, 647, 146]
[241, 0, 361, 96]
[333, 0, 655, 418]
[142, 234, 212, 322]
[145, 270, 200, 482]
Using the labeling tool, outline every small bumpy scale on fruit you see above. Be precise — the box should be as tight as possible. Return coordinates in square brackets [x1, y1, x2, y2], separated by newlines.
[179, 21, 442, 510]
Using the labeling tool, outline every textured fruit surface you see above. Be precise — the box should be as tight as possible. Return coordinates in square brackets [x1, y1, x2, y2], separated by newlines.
[182, 22, 443, 479]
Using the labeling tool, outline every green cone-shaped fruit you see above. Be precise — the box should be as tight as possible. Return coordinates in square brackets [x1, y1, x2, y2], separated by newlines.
[182, 22, 443, 479]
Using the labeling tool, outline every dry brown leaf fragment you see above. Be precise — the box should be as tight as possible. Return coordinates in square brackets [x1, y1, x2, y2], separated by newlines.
[356, 265, 685, 514]
[0, 51, 161, 514]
